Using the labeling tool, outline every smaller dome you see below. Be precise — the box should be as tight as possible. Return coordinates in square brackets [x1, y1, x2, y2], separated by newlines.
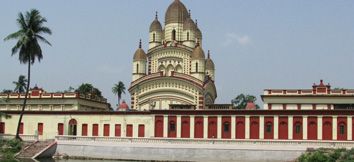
[117, 100, 129, 111]
[183, 12, 196, 31]
[149, 12, 162, 32]
[205, 50, 215, 70]
[191, 45, 205, 59]
[133, 40, 147, 61]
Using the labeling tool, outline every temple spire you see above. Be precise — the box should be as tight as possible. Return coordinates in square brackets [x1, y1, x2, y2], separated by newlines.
[208, 50, 210, 59]
[155, 11, 158, 20]
[188, 9, 191, 17]
[139, 39, 142, 48]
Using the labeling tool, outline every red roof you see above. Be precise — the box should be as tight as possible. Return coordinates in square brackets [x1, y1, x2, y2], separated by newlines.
[118, 100, 129, 110]
[245, 101, 256, 110]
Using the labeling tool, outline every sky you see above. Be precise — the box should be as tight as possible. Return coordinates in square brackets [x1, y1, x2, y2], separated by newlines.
[1, 0, 354, 107]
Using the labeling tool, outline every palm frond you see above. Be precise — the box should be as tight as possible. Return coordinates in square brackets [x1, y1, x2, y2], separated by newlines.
[35, 34, 51, 46]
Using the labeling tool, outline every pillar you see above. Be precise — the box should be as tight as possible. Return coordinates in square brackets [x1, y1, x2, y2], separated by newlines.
[163, 115, 168, 138]
[288, 116, 293, 140]
[245, 115, 250, 139]
[217, 115, 222, 139]
[259, 116, 264, 139]
[177, 115, 181, 138]
[303, 116, 307, 140]
[190, 115, 195, 138]
[333, 116, 337, 140]
[203, 115, 208, 139]
[274, 116, 279, 139]
[318, 116, 322, 140]
[231, 116, 236, 139]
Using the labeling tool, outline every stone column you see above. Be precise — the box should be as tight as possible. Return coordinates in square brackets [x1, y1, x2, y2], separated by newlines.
[190, 115, 195, 138]
[217, 115, 222, 139]
[163, 115, 168, 138]
[318, 116, 322, 140]
[203, 115, 208, 139]
[333, 116, 337, 140]
[288, 116, 293, 140]
[303, 116, 307, 140]
[231, 116, 236, 139]
[245, 115, 250, 139]
[259, 116, 264, 139]
[274, 116, 279, 139]
[177, 115, 181, 138]
[348, 116, 352, 140]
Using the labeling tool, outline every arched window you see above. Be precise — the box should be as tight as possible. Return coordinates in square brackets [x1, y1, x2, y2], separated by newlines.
[172, 29, 176, 40]
[295, 123, 301, 134]
[153, 33, 156, 42]
[195, 62, 198, 72]
[187, 32, 189, 41]
[339, 124, 345, 135]
[136, 64, 139, 73]
[223, 122, 230, 132]
[266, 122, 272, 133]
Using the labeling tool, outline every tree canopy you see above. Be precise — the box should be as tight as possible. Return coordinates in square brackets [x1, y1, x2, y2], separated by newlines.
[75, 83, 103, 98]
[231, 93, 260, 109]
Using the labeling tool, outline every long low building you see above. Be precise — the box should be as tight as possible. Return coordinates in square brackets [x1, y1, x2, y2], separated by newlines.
[1, 109, 354, 141]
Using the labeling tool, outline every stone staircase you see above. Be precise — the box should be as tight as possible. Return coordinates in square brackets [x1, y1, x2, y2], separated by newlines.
[17, 140, 55, 159]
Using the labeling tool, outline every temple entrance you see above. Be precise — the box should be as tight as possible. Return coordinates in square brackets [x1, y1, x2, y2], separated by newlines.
[68, 119, 77, 136]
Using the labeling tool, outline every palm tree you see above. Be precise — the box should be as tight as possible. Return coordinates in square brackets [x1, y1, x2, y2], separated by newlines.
[4, 9, 52, 140]
[112, 81, 126, 106]
[13, 75, 27, 93]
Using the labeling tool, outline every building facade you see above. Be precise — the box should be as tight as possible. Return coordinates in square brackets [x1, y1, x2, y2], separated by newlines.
[129, 0, 217, 111]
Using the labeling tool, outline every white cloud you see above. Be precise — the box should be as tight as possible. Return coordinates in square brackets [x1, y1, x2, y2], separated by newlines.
[222, 33, 251, 47]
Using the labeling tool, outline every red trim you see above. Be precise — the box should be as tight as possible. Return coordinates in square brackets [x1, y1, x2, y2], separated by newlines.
[82, 124, 88, 136]
[154, 116, 164, 137]
[322, 117, 332, 140]
[337, 117, 347, 141]
[194, 116, 204, 138]
[236, 117, 245, 139]
[208, 116, 217, 138]
[250, 116, 259, 139]
[103, 124, 110, 137]
[126, 124, 133, 137]
[222, 116, 231, 139]
[307, 117, 317, 140]
[264, 117, 274, 139]
[278, 116, 288, 139]
[181, 116, 190, 138]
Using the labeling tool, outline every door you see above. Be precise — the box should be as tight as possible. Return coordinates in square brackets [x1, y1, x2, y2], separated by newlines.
[154, 116, 164, 137]
[194, 116, 204, 138]
[58, 123, 64, 135]
[138, 124, 145, 137]
[115, 124, 121, 137]
[208, 117, 217, 138]
[181, 116, 190, 138]
[236, 117, 245, 139]
[92, 124, 99, 136]
[103, 124, 110, 137]
[126, 124, 133, 137]
[82, 124, 88, 136]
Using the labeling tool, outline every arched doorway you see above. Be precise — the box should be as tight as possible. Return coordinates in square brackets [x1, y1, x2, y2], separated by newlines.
[68, 119, 77, 136]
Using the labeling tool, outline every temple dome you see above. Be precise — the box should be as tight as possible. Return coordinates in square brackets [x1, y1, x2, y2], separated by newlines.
[117, 100, 129, 111]
[191, 45, 205, 59]
[165, 0, 189, 24]
[183, 17, 196, 31]
[149, 14, 162, 32]
[133, 40, 147, 61]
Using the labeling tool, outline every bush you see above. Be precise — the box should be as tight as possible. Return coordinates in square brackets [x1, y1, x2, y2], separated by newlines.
[297, 148, 354, 162]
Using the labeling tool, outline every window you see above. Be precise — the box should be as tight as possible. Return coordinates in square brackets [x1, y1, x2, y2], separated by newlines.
[295, 123, 301, 134]
[92, 124, 99, 136]
[339, 124, 345, 135]
[136, 64, 139, 73]
[58, 123, 64, 135]
[0, 122, 5, 134]
[38, 123, 43, 135]
[266, 123, 272, 133]
[153, 33, 156, 42]
[169, 121, 176, 132]
[223, 122, 230, 132]
[172, 29, 176, 40]
[82, 124, 88, 136]
[195, 62, 198, 72]
[187, 32, 189, 40]
[19, 123, 24, 134]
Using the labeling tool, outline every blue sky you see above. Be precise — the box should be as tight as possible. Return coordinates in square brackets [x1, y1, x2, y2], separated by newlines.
[1, 0, 354, 107]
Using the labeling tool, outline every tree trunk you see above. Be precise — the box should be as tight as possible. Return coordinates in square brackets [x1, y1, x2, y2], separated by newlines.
[118, 96, 121, 109]
[15, 61, 31, 140]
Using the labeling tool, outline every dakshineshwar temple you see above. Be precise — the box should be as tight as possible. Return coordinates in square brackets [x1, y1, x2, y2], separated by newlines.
[1, 0, 354, 144]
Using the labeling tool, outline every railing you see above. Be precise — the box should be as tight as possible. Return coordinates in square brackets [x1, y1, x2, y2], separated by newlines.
[0, 134, 38, 141]
[264, 89, 354, 96]
[55, 135, 354, 148]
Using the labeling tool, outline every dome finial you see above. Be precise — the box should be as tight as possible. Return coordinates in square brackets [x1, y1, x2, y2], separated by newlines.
[188, 9, 191, 17]
[139, 39, 142, 48]
[208, 50, 210, 59]
[155, 11, 158, 20]
[195, 19, 198, 26]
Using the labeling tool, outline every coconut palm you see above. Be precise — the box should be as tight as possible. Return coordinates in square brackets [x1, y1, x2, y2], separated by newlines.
[112, 81, 126, 106]
[13, 75, 27, 93]
[4, 9, 52, 139]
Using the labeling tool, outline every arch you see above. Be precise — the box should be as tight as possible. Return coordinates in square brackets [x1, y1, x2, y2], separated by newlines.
[136, 63, 139, 73]
[172, 29, 176, 40]
[195, 62, 198, 72]
[158, 65, 166, 75]
[175, 64, 183, 73]
[68, 119, 77, 136]
[337, 117, 347, 140]
[166, 64, 174, 76]
[293, 117, 303, 140]
[153, 33, 156, 42]
[187, 32, 189, 41]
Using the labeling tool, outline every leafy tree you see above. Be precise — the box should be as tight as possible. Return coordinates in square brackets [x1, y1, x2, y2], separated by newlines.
[231, 93, 260, 109]
[13, 75, 27, 93]
[112, 81, 126, 106]
[75, 83, 103, 98]
[4, 9, 52, 140]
